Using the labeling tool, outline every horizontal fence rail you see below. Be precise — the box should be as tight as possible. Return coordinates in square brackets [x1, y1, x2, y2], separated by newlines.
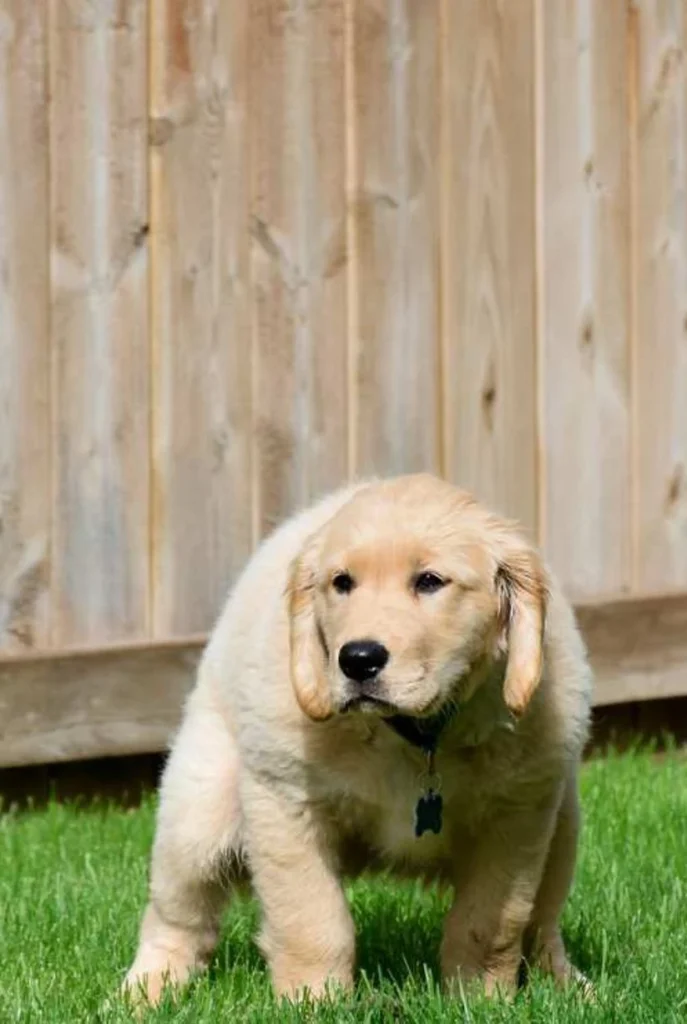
[2, 592, 687, 768]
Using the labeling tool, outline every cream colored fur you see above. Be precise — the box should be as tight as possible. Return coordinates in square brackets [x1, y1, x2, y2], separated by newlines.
[124, 474, 592, 1005]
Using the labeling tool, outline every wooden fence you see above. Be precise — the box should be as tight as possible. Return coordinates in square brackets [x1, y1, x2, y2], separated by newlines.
[2, 0, 687, 768]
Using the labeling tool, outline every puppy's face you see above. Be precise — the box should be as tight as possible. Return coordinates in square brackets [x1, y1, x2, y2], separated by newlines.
[315, 530, 497, 717]
[288, 475, 547, 722]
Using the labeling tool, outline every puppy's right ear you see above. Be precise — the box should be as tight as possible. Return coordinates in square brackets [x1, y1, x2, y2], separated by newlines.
[286, 531, 333, 721]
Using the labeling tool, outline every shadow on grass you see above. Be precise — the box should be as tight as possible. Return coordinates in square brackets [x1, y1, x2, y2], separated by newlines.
[351, 880, 445, 988]
[209, 880, 597, 1001]
[209, 879, 446, 992]
[211, 894, 266, 983]
[564, 933, 599, 983]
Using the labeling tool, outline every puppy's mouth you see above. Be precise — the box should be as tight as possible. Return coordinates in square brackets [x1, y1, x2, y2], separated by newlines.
[339, 693, 398, 715]
[339, 689, 450, 721]
[338, 676, 440, 718]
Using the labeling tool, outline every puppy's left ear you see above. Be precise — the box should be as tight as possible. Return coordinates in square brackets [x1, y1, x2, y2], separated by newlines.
[286, 531, 333, 722]
[495, 542, 548, 718]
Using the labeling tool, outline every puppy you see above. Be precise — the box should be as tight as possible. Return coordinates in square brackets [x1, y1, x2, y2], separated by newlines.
[124, 474, 592, 1003]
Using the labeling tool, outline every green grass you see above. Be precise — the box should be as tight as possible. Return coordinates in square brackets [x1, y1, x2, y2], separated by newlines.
[1, 750, 686, 1023]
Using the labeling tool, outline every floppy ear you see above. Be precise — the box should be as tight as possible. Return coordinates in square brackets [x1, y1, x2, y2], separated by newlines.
[286, 532, 333, 721]
[495, 544, 548, 718]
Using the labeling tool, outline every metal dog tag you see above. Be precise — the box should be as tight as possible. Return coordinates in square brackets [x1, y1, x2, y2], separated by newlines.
[414, 749, 443, 837]
[414, 789, 443, 837]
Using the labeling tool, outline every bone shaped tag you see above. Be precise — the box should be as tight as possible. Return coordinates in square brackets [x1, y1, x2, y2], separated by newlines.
[414, 789, 443, 837]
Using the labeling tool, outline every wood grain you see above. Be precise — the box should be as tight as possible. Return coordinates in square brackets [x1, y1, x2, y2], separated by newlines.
[442, 0, 538, 532]
[0, 637, 203, 768]
[250, 0, 348, 536]
[0, 2, 51, 651]
[635, 1, 687, 589]
[49, 0, 150, 644]
[150, 0, 253, 636]
[352, 0, 441, 476]
[541, 0, 632, 598]
[4, 591, 687, 767]
[577, 591, 687, 706]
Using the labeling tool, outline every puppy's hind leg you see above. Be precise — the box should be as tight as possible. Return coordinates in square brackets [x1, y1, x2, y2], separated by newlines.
[123, 685, 243, 1007]
[524, 772, 591, 993]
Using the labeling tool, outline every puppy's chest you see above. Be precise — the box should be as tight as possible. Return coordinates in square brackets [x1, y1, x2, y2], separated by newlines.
[317, 740, 491, 869]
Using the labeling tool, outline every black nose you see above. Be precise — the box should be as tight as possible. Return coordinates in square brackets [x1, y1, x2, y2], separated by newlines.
[338, 640, 389, 683]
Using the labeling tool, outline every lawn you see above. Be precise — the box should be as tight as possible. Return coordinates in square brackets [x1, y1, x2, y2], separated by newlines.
[1, 749, 686, 1023]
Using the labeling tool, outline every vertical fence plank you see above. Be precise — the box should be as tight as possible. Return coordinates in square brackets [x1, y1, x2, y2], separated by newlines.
[150, 1, 252, 635]
[352, 0, 441, 476]
[635, 1, 687, 589]
[250, 0, 348, 536]
[0, 2, 50, 651]
[541, 0, 631, 597]
[50, 1, 150, 644]
[442, 0, 538, 531]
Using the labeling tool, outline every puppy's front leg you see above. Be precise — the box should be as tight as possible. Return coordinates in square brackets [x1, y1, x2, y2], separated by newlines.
[243, 775, 355, 1001]
[441, 788, 561, 998]
[123, 694, 242, 1006]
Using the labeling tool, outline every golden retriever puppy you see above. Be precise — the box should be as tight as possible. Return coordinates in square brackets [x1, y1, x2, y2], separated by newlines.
[124, 474, 591, 1004]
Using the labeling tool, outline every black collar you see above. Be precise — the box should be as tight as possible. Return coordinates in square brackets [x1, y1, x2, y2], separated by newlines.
[383, 703, 457, 755]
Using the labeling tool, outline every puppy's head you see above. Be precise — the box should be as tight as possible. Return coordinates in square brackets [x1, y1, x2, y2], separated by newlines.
[287, 475, 547, 723]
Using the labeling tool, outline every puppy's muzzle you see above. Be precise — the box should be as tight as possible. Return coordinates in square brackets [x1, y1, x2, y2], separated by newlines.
[338, 640, 395, 714]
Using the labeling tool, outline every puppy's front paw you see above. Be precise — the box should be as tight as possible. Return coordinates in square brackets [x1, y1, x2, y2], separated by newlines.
[569, 966, 596, 1003]
[121, 970, 169, 1010]
[121, 948, 199, 1010]
[443, 965, 519, 1003]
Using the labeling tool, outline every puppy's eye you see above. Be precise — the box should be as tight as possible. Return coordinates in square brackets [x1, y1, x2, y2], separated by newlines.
[332, 571, 355, 595]
[414, 571, 448, 595]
